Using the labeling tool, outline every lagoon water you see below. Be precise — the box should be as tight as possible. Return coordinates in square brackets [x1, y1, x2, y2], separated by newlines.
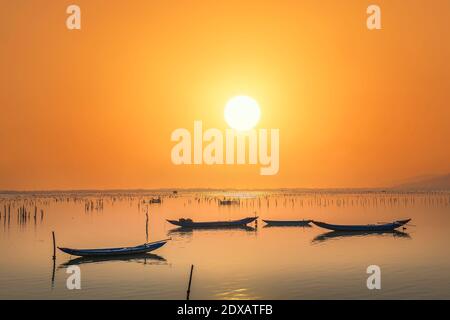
[0, 190, 449, 299]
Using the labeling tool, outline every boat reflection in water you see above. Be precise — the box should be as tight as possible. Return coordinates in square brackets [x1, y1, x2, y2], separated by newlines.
[262, 219, 312, 227]
[168, 225, 256, 237]
[312, 230, 411, 244]
[263, 223, 312, 229]
[59, 253, 167, 268]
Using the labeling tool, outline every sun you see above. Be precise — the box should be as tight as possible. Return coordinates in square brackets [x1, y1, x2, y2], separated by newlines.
[224, 96, 261, 131]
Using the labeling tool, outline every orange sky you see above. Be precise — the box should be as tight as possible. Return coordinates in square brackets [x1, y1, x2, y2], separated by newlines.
[0, 0, 449, 190]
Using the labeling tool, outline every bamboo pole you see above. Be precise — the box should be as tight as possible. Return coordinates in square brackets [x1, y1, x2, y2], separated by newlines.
[52, 231, 56, 260]
[145, 211, 149, 243]
[186, 264, 194, 300]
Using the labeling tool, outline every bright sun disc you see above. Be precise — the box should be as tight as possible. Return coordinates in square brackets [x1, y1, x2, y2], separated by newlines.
[224, 96, 261, 131]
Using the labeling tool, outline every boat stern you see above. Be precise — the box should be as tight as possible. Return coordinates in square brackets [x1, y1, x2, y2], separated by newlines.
[166, 219, 182, 227]
[396, 218, 412, 226]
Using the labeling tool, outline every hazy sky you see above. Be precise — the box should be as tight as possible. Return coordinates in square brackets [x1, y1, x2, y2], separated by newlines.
[1, 0, 449, 190]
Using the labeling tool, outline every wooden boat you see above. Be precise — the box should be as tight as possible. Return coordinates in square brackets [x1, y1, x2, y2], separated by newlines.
[218, 199, 239, 205]
[58, 239, 168, 257]
[167, 217, 257, 228]
[312, 219, 411, 232]
[263, 219, 312, 227]
[150, 197, 162, 204]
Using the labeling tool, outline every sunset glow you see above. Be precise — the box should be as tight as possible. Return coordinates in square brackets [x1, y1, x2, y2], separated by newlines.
[1, 0, 450, 304]
[0, 1, 449, 190]
[224, 96, 261, 131]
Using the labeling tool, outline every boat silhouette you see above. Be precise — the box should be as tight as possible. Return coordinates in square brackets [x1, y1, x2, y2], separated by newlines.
[167, 217, 257, 228]
[58, 239, 168, 257]
[312, 219, 411, 232]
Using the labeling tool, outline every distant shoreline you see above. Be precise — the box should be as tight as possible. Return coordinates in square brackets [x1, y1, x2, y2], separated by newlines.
[2, 174, 448, 194]
[0, 187, 448, 195]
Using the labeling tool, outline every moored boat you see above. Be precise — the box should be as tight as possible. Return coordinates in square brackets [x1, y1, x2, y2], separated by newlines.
[263, 219, 312, 227]
[167, 217, 257, 228]
[150, 197, 162, 204]
[58, 239, 169, 257]
[218, 199, 239, 205]
[311, 219, 411, 232]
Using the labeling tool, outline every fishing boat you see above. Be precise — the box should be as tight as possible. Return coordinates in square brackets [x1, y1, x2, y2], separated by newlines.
[218, 199, 239, 206]
[311, 219, 411, 232]
[167, 217, 257, 228]
[150, 197, 162, 204]
[58, 239, 169, 257]
[263, 219, 312, 227]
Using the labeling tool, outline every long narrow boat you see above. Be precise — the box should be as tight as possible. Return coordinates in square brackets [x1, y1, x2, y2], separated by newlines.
[58, 239, 168, 257]
[312, 219, 411, 232]
[167, 217, 257, 228]
[263, 219, 312, 227]
[218, 199, 239, 206]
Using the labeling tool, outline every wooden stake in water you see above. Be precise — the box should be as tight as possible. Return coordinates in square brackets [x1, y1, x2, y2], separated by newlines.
[186, 264, 194, 300]
[145, 214, 149, 242]
[51, 258, 56, 289]
[52, 231, 56, 260]
[145, 208, 149, 243]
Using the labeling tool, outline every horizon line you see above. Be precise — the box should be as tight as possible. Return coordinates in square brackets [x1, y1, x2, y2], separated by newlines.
[0, 186, 448, 194]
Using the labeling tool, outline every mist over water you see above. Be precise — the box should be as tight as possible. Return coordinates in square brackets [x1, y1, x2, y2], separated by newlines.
[0, 190, 449, 299]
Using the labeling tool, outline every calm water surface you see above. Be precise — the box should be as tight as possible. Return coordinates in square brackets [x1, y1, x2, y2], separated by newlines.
[0, 190, 449, 299]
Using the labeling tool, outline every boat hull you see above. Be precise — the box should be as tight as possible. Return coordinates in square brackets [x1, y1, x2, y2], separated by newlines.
[167, 217, 257, 228]
[312, 219, 411, 232]
[58, 240, 167, 257]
